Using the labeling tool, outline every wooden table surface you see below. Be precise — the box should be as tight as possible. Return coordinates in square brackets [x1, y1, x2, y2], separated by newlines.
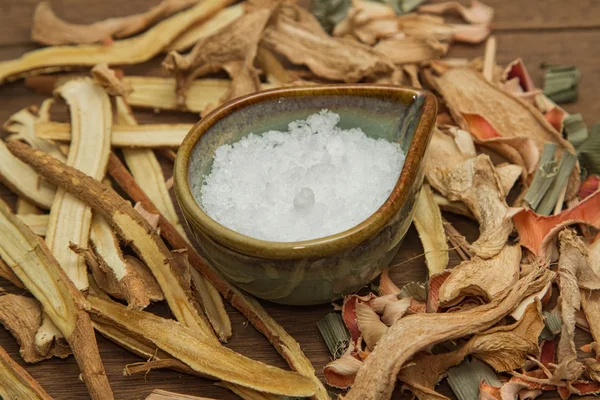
[1, 1, 599, 399]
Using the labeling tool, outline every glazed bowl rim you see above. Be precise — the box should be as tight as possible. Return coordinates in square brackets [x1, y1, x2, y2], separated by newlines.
[174, 84, 437, 260]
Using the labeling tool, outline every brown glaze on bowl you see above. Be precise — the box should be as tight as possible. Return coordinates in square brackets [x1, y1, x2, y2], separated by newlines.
[174, 85, 436, 305]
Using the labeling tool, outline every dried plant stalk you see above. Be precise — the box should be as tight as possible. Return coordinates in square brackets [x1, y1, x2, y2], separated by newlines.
[116, 97, 230, 341]
[344, 266, 554, 400]
[0, 344, 54, 400]
[89, 295, 317, 397]
[16, 214, 48, 236]
[0, 294, 48, 363]
[89, 212, 151, 309]
[32, 0, 200, 45]
[104, 153, 328, 399]
[412, 184, 449, 276]
[0, 201, 112, 399]
[0, 0, 234, 83]
[0, 139, 55, 209]
[9, 141, 215, 339]
[35, 121, 192, 148]
[442, 219, 473, 261]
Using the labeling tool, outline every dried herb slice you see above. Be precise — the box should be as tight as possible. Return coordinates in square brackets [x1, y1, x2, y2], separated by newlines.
[536, 150, 577, 216]
[0, 294, 47, 363]
[373, 36, 448, 66]
[543, 64, 580, 104]
[0, 200, 112, 399]
[564, 113, 588, 148]
[524, 143, 559, 210]
[146, 389, 217, 399]
[578, 123, 600, 175]
[0, 344, 54, 400]
[16, 214, 48, 236]
[419, 0, 494, 24]
[412, 184, 448, 276]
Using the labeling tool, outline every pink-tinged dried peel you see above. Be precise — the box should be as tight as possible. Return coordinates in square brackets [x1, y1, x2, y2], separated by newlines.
[0, 344, 54, 400]
[512, 190, 600, 257]
[379, 268, 400, 296]
[324, 344, 363, 389]
[146, 389, 218, 400]
[438, 245, 521, 307]
[381, 297, 412, 326]
[355, 302, 388, 351]
[89, 213, 152, 309]
[35, 121, 192, 148]
[163, 4, 275, 111]
[342, 265, 554, 400]
[427, 270, 451, 313]
[0, 0, 234, 83]
[397, 14, 490, 44]
[544, 107, 566, 133]
[45, 78, 112, 292]
[429, 154, 512, 259]
[0, 294, 51, 363]
[412, 184, 449, 276]
[479, 382, 501, 400]
[342, 296, 363, 344]
[32, 0, 200, 45]
[399, 301, 543, 399]
[0, 201, 112, 400]
[105, 154, 328, 399]
[579, 176, 600, 199]
[88, 295, 317, 397]
[116, 96, 230, 342]
[418, 0, 494, 24]
[261, 4, 393, 83]
[503, 58, 535, 92]
[8, 142, 215, 340]
[373, 37, 448, 65]
[433, 68, 579, 197]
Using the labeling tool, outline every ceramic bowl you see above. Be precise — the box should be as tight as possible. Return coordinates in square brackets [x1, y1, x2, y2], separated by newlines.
[174, 85, 436, 305]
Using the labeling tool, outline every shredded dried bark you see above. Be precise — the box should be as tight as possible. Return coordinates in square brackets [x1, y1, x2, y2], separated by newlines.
[438, 245, 521, 307]
[33, 0, 200, 45]
[343, 265, 553, 400]
[163, 3, 275, 110]
[0, 0, 234, 83]
[88, 295, 317, 397]
[261, 4, 393, 83]
[429, 154, 513, 258]
[0, 201, 112, 399]
[399, 301, 543, 399]
[412, 184, 449, 276]
[0, 344, 54, 400]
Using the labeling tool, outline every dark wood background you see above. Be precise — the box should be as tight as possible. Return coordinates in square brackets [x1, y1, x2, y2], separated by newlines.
[0, 1, 599, 399]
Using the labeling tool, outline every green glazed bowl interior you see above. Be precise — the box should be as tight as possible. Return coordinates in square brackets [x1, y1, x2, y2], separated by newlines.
[175, 84, 436, 261]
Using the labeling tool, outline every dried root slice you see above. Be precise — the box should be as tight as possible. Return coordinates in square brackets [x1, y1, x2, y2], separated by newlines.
[15, 198, 43, 215]
[104, 153, 328, 399]
[168, 3, 246, 52]
[215, 382, 283, 400]
[35, 121, 191, 148]
[89, 213, 151, 309]
[163, 3, 275, 111]
[0, 294, 48, 363]
[16, 214, 48, 236]
[34, 314, 71, 359]
[399, 301, 543, 399]
[397, 14, 490, 44]
[582, 290, 600, 344]
[116, 97, 230, 341]
[0, 0, 234, 83]
[10, 142, 215, 340]
[261, 4, 393, 83]
[418, 0, 494, 24]
[0, 201, 112, 400]
[424, 128, 474, 185]
[88, 296, 317, 397]
[45, 78, 112, 291]
[343, 266, 554, 400]
[0, 344, 53, 400]
[373, 36, 448, 65]
[0, 258, 24, 289]
[412, 184, 449, 276]
[438, 245, 521, 307]
[429, 154, 512, 258]
[0, 140, 55, 209]
[146, 389, 217, 400]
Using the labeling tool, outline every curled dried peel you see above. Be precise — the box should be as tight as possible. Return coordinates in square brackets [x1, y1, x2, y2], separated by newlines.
[0, 201, 112, 399]
[261, 4, 393, 83]
[355, 302, 388, 351]
[8, 142, 214, 339]
[343, 265, 554, 400]
[88, 296, 317, 397]
[0, 0, 234, 83]
[412, 184, 449, 276]
[324, 344, 363, 389]
[429, 154, 512, 259]
[0, 344, 53, 400]
[438, 245, 521, 307]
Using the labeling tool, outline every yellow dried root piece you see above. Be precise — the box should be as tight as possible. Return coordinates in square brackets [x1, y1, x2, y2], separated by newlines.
[0, 344, 54, 400]
[429, 154, 512, 259]
[16, 214, 49, 236]
[0, 201, 113, 400]
[412, 184, 449, 276]
[35, 121, 191, 148]
[216, 382, 283, 400]
[343, 265, 554, 400]
[163, 2, 275, 111]
[0, 0, 235, 83]
[15, 197, 43, 215]
[115, 97, 231, 341]
[89, 295, 317, 397]
[8, 141, 215, 339]
[45, 78, 112, 292]
[146, 389, 217, 400]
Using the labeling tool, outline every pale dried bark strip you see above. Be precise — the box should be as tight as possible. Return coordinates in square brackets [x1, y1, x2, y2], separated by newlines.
[0, 344, 54, 400]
